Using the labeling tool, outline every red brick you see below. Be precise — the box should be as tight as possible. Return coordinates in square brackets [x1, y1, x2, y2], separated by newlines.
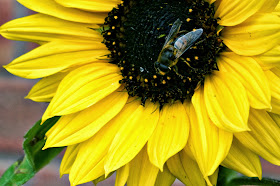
[0, 78, 46, 152]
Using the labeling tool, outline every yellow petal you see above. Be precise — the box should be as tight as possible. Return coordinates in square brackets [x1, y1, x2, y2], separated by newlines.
[0, 14, 100, 43]
[42, 63, 121, 122]
[218, 52, 271, 109]
[4, 40, 107, 79]
[17, 0, 106, 24]
[167, 150, 206, 186]
[269, 112, 280, 128]
[264, 68, 280, 114]
[70, 99, 157, 185]
[54, 0, 121, 12]
[147, 101, 189, 171]
[154, 164, 175, 186]
[184, 147, 217, 186]
[92, 175, 112, 186]
[209, 168, 219, 186]
[72, 153, 105, 185]
[274, 2, 280, 15]
[60, 145, 79, 176]
[254, 45, 280, 68]
[271, 97, 280, 115]
[105, 100, 159, 176]
[222, 138, 262, 179]
[207, 0, 216, 4]
[26, 70, 70, 102]
[235, 109, 280, 165]
[68, 109, 124, 185]
[127, 146, 159, 186]
[44, 89, 128, 148]
[215, 0, 266, 26]
[115, 164, 129, 186]
[259, 0, 279, 12]
[190, 89, 233, 177]
[204, 72, 250, 132]
[221, 13, 280, 56]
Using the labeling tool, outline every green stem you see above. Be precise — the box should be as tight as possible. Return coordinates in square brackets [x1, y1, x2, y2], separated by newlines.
[229, 177, 280, 186]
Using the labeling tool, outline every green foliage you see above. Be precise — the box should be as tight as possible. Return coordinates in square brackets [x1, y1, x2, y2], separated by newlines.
[0, 117, 64, 186]
[217, 166, 239, 186]
[217, 166, 280, 186]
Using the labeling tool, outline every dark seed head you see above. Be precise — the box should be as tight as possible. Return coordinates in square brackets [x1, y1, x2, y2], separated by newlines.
[102, 0, 225, 107]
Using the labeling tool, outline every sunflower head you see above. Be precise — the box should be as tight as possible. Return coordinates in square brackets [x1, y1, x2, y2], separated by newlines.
[1, 0, 280, 186]
[102, 0, 225, 106]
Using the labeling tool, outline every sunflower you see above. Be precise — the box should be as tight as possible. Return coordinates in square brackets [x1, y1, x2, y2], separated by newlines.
[1, 0, 280, 185]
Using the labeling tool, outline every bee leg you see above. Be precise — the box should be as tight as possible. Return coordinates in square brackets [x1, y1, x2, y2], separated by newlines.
[177, 30, 188, 37]
[180, 57, 196, 69]
[172, 65, 184, 79]
[178, 30, 188, 34]
[194, 38, 206, 46]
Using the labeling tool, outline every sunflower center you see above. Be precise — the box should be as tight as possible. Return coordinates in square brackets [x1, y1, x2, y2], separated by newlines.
[102, 0, 224, 106]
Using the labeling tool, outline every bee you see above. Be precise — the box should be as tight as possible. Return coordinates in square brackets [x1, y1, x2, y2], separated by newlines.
[154, 19, 203, 77]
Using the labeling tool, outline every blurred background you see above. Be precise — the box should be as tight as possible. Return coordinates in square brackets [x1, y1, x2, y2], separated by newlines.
[0, 0, 279, 186]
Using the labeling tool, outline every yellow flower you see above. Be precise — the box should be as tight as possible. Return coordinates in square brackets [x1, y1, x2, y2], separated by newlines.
[1, 0, 280, 185]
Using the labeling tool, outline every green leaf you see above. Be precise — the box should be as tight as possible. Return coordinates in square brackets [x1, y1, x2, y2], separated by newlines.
[217, 166, 239, 186]
[0, 117, 64, 186]
[228, 177, 280, 186]
[217, 166, 280, 186]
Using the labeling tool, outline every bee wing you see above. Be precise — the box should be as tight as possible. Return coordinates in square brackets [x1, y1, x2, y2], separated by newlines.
[175, 28, 203, 58]
[163, 18, 182, 48]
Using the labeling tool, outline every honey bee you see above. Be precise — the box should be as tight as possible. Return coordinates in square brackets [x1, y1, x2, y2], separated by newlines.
[154, 19, 203, 77]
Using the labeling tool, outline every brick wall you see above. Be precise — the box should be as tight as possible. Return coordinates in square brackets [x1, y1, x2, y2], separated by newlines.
[0, 1, 279, 186]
